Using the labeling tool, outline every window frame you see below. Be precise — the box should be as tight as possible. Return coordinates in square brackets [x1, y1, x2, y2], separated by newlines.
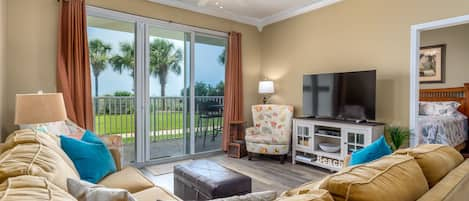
[87, 6, 228, 164]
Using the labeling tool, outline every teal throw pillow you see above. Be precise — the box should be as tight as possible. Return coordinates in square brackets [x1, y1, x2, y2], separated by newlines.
[349, 136, 392, 166]
[60, 130, 116, 183]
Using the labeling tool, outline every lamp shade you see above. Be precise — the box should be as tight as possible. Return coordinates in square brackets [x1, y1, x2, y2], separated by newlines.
[15, 93, 68, 125]
[258, 80, 275, 94]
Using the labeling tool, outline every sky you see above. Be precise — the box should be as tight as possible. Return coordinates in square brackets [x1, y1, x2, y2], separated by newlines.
[88, 27, 226, 97]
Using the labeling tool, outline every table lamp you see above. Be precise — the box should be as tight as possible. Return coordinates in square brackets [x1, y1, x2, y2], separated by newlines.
[15, 92, 68, 125]
[258, 80, 275, 104]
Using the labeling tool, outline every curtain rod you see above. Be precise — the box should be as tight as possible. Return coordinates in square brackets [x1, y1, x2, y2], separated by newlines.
[95, 5, 229, 34]
[57, 2, 229, 35]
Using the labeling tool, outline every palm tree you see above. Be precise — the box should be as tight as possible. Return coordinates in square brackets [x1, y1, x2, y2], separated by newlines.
[110, 39, 182, 109]
[149, 39, 182, 108]
[218, 49, 226, 65]
[89, 39, 112, 97]
[109, 42, 135, 77]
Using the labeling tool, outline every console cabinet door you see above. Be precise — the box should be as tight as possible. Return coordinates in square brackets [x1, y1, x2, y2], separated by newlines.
[342, 128, 369, 157]
[294, 122, 313, 152]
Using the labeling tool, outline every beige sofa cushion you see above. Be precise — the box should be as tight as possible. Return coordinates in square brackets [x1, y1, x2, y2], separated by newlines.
[275, 189, 333, 201]
[98, 166, 154, 193]
[279, 179, 325, 197]
[132, 186, 181, 201]
[3, 129, 79, 174]
[0, 130, 80, 190]
[417, 159, 469, 201]
[0, 175, 76, 201]
[0, 143, 80, 191]
[394, 144, 464, 187]
[319, 155, 429, 201]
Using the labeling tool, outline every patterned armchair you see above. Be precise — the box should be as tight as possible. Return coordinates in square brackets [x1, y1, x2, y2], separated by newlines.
[245, 104, 294, 163]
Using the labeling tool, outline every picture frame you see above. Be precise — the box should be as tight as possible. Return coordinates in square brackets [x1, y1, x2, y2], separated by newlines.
[419, 44, 446, 83]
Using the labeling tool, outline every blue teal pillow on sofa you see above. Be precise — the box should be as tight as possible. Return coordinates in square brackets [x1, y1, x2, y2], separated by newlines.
[60, 130, 116, 183]
[349, 136, 392, 166]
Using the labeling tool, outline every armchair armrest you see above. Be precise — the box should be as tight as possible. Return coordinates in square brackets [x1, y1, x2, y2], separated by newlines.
[100, 135, 123, 170]
[245, 127, 259, 136]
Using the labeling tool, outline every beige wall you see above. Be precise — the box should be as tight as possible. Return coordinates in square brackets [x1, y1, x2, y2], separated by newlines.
[260, 0, 469, 126]
[420, 23, 469, 89]
[5, 0, 469, 134]
[2, 0, 262, 134]
[4, 0, 59, 134]
[0, 0, 6, 138]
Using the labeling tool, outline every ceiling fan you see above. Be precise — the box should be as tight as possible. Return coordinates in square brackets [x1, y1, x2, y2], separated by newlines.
[196, 0, 247, 7]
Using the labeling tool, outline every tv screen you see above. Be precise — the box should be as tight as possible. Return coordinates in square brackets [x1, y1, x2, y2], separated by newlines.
[302, 70, 376, 120]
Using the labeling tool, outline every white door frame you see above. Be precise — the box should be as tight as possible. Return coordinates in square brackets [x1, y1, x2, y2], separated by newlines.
[409, 15, 469, 147]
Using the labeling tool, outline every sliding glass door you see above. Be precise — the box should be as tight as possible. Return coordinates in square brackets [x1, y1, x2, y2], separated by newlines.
[145, 25, 191, 160]
[87, 6, 227, 164]
[87, 16, 137, 165]
[194, 34, 226, 153]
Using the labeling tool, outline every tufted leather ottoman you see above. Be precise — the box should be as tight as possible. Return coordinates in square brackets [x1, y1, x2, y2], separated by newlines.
[174, 160, 252, 200]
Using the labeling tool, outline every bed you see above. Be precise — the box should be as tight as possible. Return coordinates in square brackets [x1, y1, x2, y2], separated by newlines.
[418, 83, 469, 151]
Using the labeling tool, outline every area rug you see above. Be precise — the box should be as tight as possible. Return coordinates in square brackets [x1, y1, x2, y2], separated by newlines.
[147, 160, 193, 176]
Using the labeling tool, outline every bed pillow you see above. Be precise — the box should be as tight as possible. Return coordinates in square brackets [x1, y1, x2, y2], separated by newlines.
[60, 130, 117, 183]
[419, 101, 461, 116]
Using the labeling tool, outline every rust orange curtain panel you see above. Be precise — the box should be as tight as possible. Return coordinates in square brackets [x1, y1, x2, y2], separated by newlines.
[56, 0, 94, 130]
[222, 32, 244, 151]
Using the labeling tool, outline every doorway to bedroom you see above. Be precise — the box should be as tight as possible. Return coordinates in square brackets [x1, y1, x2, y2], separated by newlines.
[410, 15, 469, 153]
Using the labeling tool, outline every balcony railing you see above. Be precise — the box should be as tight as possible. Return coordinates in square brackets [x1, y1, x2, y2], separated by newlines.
[93, 96, 224, 144]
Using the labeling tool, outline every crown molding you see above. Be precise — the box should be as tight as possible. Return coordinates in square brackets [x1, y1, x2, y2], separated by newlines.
[147, 0, 343, 32]
[257, 0, 343, 31]
[147, 0, 261, 27]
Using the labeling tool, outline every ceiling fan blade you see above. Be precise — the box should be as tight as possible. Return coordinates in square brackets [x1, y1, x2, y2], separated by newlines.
[236, 0, 248, 7]
[197, 0, 210, 6]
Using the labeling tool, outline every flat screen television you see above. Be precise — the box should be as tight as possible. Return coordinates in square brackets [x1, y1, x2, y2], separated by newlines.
[302, 70, 376, 120]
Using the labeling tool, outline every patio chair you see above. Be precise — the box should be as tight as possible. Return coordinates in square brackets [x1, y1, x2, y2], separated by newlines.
[245, 104, 294, 164]
[196, 100, 224, 147]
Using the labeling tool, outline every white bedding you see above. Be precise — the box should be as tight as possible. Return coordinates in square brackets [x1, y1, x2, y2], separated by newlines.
[417, 112, 468, 147]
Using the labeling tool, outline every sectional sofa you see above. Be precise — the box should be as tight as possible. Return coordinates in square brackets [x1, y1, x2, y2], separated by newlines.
[0, 129, 180, 201]
[0, 129, 467, 201]
[277, 144, 468, 201]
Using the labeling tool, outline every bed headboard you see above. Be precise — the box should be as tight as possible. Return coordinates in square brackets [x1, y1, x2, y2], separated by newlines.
[419, 83, 469, 117]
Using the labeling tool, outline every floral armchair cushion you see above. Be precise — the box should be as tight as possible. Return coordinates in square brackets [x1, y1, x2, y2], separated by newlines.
[246, 105, 294, 145]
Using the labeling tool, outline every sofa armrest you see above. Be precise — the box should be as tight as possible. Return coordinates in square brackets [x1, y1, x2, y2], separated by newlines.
[100, 135, 123, 170]
[109, 147, 122, 170]
[343, 155, 351, 168]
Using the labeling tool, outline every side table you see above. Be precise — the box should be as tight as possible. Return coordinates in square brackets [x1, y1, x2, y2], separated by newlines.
[228, 120, 247, 158]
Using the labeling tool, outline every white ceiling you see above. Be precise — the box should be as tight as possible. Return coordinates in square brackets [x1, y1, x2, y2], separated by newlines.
[147, 0, 343, 31]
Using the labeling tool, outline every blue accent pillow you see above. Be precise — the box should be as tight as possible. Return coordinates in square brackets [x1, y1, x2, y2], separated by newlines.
[60, 130, 116, 183]
[349, 136, 392, 166]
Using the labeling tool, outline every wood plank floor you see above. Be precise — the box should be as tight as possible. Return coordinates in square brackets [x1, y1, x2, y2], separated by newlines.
[141, 154, 330, 194]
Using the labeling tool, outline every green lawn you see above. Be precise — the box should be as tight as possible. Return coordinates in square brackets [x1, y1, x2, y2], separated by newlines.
[121, 133, 185, 144]
[95, 112, 222, 137]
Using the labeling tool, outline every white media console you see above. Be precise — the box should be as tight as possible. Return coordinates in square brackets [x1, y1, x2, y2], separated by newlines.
[292, 118, 385, 171]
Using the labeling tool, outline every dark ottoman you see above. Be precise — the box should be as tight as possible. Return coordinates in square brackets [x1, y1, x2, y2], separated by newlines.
[174, 160, 252, 200]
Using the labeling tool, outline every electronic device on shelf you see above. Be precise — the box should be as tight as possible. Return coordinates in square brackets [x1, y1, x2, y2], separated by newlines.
[317, 129, 340, 137]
